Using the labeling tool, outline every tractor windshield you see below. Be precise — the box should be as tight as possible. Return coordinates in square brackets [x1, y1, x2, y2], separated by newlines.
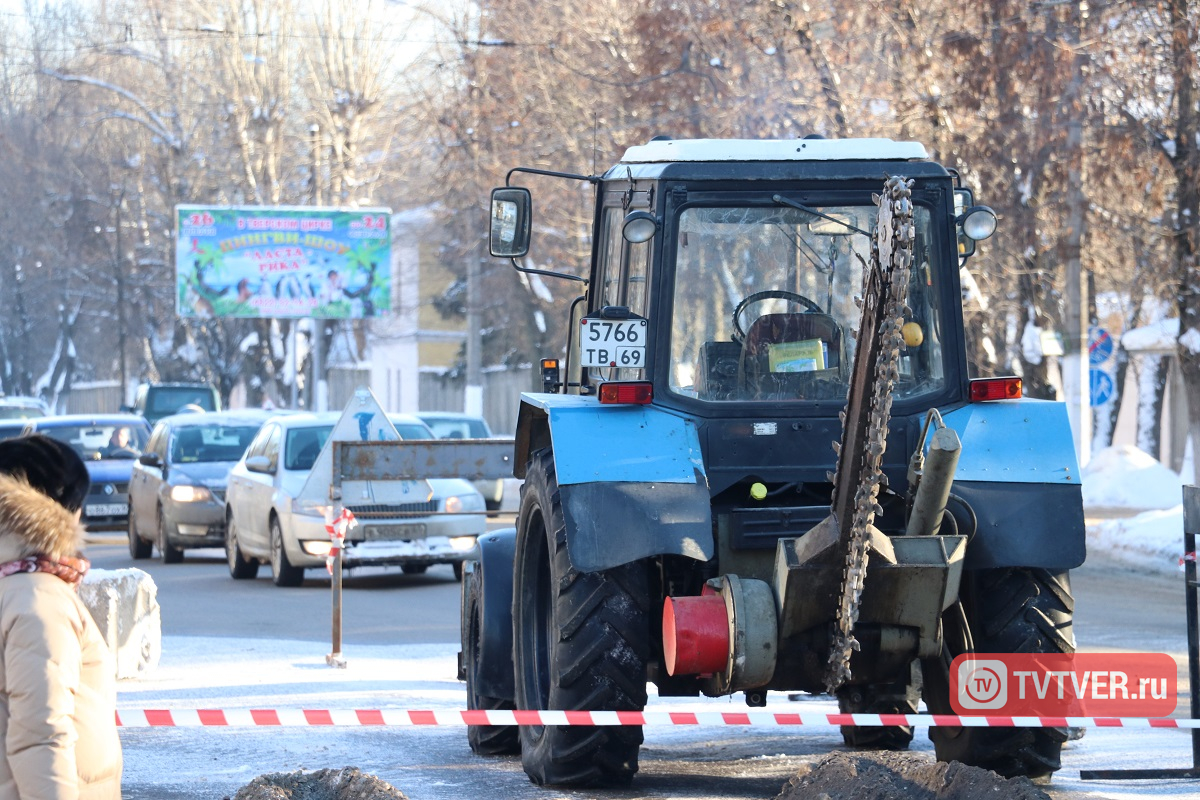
[668, 202, 946, 404]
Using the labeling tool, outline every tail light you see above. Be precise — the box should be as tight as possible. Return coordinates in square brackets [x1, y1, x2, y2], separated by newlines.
[969, 377, 1022, 402]
[597, 381, 653, 405]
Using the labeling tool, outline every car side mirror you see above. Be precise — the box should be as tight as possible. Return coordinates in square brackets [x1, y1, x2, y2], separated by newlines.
[245, 455, 274, 474]
[137, 453, 162, 468]
[489, 187, 531, 258]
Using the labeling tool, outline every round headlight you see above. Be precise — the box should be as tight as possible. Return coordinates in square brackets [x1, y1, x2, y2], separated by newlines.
[444, 495, 463, 514]
[622, 211, 659, 244]
[960, 206, 997, 241]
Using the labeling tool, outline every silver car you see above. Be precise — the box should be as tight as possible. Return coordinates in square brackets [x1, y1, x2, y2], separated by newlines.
[223, 412, 486, 587]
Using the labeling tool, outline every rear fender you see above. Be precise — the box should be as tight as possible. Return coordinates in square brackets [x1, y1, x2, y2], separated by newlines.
[469, 529, 517, 702]
[940, 400, 1085, 570]
[514, 394, 714, 572]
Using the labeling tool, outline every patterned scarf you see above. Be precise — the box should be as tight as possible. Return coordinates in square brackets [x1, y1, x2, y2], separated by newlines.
[0, 555, 90, 588]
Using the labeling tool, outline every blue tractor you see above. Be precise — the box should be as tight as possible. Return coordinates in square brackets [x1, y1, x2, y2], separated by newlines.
[460, 138, 1084, 787]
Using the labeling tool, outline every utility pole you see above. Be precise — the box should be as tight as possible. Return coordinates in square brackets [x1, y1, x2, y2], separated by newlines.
[310, 123, 327, 412]
[113, 190, 128, 403]
[1061, 1, 1091, 466]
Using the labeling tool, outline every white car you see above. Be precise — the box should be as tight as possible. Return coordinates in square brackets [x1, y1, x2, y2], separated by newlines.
[223, 412, 486, 586]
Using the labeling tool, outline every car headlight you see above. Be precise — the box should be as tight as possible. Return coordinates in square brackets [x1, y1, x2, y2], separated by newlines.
[444, 493, 485, 513]
[170, 485, 213, 503]
[449, 536, 478, 552]
[291, 498, 332, 518]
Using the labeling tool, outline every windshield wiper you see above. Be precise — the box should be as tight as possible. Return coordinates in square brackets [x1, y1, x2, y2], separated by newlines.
[771, 195, 871, 236]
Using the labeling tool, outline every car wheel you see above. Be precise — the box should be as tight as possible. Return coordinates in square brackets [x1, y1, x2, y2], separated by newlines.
[225, 511, 259, 580]
[453, 561, 464, 581]
[128, 510, 152, 560]
[485, 498, 502, 512]
[269, 516, 304, 587]
[158, 507, 184, 564]
[400, 563, 428, 575]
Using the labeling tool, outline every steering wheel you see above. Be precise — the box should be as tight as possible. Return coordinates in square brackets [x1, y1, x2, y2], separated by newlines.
[731, 290, 823, 344]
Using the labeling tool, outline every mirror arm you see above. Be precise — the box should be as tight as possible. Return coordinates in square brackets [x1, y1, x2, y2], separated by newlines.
[506, 166, 599, 186]
[510, 258, 588, 284]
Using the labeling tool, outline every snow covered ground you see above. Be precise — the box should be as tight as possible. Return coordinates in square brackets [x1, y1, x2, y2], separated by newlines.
[1083, 445, 1195, 573]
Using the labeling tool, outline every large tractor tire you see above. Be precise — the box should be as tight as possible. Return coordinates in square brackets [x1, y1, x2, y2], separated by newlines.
[462, 567, 519, 756]
[838, 662, 920, 750]
[513, 449, 651, 787]
[924, 568, 1075, 779]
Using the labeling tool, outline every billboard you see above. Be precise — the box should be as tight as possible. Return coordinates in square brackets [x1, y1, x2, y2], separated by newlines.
[175, 205, 392, 319]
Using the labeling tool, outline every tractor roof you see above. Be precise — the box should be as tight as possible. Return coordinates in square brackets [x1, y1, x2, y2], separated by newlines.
[619, 138, 929, 164]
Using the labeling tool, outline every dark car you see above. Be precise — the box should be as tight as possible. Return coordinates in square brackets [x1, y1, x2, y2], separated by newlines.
[23, 414, 153, 532]
[128, 410, 272, 562]
[129, 382, 222, 426]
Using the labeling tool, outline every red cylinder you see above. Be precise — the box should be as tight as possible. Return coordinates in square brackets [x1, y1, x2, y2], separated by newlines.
[662, 594, 730, 675]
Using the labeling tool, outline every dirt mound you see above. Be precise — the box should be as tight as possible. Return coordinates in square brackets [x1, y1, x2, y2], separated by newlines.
[229, 767, 407, 800]
[775, 752, 1051, 800]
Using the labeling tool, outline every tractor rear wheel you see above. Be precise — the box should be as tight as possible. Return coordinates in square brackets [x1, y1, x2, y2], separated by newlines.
[513, 449, 651, 787]
[838, 662, 920, 750]
[924, 568, 1074, 779]
[463, 567, 519, 755]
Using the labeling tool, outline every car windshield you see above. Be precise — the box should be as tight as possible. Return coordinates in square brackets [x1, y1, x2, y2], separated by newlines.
[422, 417, 490, 439]
[283, 425, 334, 471]
[0, 406, 44, 420]
[394, 423, 435, 440]
[170, 424, 262, 464]
[668, 202, 946, 404]
[39, 423, 150, 461]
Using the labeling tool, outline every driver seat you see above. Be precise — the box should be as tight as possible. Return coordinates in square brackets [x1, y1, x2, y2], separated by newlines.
[737, 311, 844, 400]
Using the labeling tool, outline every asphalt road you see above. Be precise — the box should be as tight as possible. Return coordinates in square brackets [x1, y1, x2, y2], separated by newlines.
[87, 524, 1192, 800]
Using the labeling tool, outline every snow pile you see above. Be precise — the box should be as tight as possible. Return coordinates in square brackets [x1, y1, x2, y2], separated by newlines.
[1082, 445, 1189, 572]
[1088, 508, 1184, 573]
[1081, 445, 1183, 510]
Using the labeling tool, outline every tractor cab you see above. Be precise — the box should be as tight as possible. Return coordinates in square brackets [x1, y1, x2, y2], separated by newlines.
[491, 138, 995, 420]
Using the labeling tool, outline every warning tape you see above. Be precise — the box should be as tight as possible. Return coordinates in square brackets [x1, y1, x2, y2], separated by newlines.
[114, 709, 1200, 729]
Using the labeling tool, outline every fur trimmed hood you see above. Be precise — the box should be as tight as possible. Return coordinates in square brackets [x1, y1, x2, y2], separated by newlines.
[0, 473, 85, 563]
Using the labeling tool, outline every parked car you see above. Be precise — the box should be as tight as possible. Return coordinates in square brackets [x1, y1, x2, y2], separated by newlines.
[414, 411, 506, 510]
[22, 414, 153, 531]
[127, 382, 221, 425]
[127, 410, 274, 563]
[0, 395, 50, 420]
[223, 412, 486, 586]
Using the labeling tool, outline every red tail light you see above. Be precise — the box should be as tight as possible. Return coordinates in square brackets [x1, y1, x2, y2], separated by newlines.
[598, 381, 653, 405]
[969, 377, 1022, 401]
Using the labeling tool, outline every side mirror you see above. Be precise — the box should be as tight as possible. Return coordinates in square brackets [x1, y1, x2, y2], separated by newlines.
[489, 187, 531, 258]
[245, 455, 274, 474]
[138, 453, 162, 468]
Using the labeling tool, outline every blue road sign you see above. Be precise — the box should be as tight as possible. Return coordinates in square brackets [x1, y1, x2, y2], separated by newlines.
[1089, 368, 1115, 406]
[1088, 326, 1114, 366]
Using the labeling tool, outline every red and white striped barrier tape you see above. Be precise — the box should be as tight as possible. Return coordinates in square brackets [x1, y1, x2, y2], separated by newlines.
[114, 709, 1200, 729]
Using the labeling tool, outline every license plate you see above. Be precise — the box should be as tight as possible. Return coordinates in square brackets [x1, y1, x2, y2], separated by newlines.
[86, 503, 127, 517]
[580, 318, 647, 368]
[362, 524, 426, 541]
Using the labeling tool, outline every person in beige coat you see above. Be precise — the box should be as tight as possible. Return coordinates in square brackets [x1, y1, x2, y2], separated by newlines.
[0, 435, 122, 799]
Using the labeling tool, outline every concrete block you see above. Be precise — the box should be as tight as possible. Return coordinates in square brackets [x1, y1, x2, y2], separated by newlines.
[79, 568, 162, 680]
